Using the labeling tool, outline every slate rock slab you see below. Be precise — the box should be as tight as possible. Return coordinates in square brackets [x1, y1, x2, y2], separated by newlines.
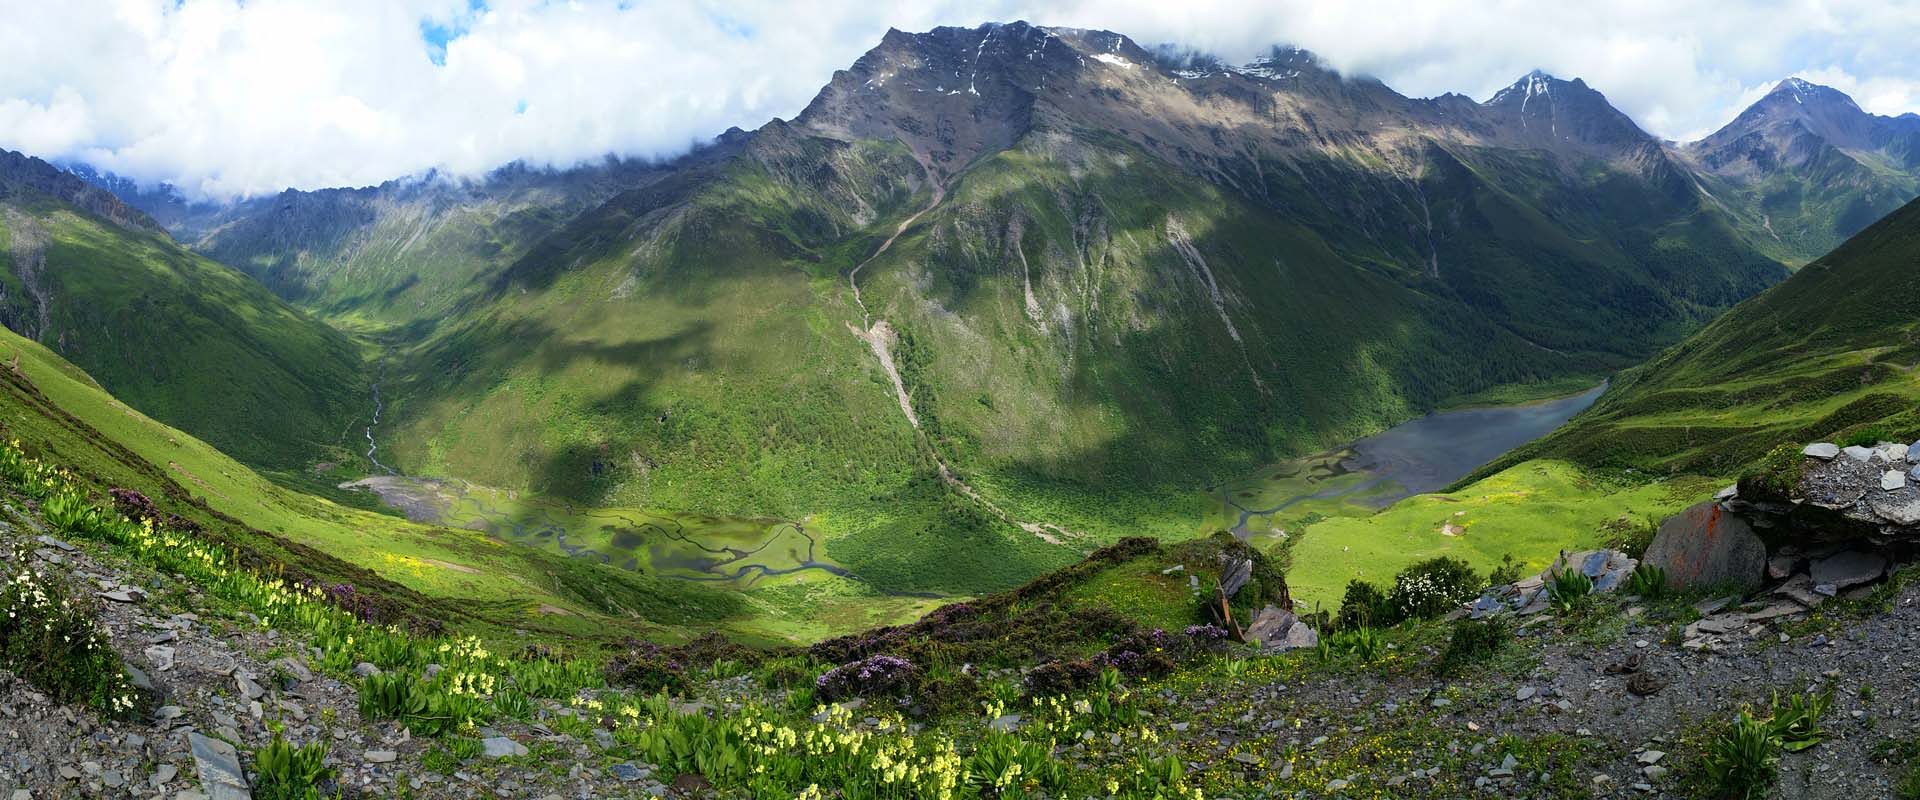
[1645, 502, 1766, 592]
[1803, 443, 1840, 460]
[188, 732, 250, 800]
[1810, 550, 1887, 589]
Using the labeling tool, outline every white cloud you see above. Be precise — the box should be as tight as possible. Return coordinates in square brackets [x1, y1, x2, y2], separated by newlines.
[3, 0, 1919, 199]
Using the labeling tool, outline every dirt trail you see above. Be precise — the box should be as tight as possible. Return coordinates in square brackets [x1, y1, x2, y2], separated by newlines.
[845, 174, 1082, 549]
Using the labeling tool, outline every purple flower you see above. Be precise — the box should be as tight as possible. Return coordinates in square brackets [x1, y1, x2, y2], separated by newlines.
[815, 654, 916, 701]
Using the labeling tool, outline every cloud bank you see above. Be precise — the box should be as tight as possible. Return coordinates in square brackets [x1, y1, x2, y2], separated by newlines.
[3, 0, 1916, 199]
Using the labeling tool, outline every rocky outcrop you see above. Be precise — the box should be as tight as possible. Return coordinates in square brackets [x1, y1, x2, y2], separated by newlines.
[1642, 502, 1768, 591]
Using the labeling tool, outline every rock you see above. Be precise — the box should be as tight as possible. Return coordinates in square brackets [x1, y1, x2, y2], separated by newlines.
[1714, 484, 1738, 501]
[125, 665, 155, 692]
[188, 733, 250, 800]
[353, 662, 382, 678]
[1843, 445, 1877, 462]
[152, 763, 177, 787]
[1767, 555, 1798, 580]
[99, 589, 143, 603]
[1873, 492, 1920, 526]
[1500, 754, 1518, 771]
[1219, 558, 1252, 598]
[365, 750, 397, 764]
[481, 737, 527, 758]
[1811, 550, 1887, 589]
[989, 714, 1022, 732]
[1644, 503, 1766, 591]
[1803, 443, 1840, 460]
[1882, 443, 1910, 462]
[1643, 765, 1669, 781]
[610, 763, 645, 781]
[1515, 686, 1536, 701]
[1246, 606, 1318, 650]
[1885, 471, 1907, 491]
[235, 673, 266, 701]
[144, 645, 176, 673]
[1159, 564, 1184, 575]
[1746, 602, 1808, 622]
[1637, 750, 1665, 765]
[1693, 595, 1736, 616]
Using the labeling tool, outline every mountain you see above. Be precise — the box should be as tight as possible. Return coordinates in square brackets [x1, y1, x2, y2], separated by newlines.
[1480, 193, 1920, 480]
[0, 148, 367, 479]
[247, 21, 1790, 598]
[1685, 77, 1920, 263]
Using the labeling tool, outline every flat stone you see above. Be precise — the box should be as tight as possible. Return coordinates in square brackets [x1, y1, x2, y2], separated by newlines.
[1811, 551, 1887, 589]
[481, 737, 527, 758]
[1869, 492, 1920, 526]
[364, 750, 397, 763]
[1714, 484, 1739, 501]
[152, 763, 177, 786]
[610, 763, 644, 781]
[989, 714, 1022, 732]
[99, 589, 143, 603]
[1884, 471, 1907, 491]
[1882, 443, 1910, 462]
[353, 662, 381, 678]
[1745, 602, 1808, 622]
[1804, 443, 1841, 460]
[234, 674, 266, 701]
[1644, 503, 1766, 592]
[1693, 595, 1736, 616]
[1843, 445, 1877, 463]
[125, 665, 154, 692]
[144, 645, 176, 673]
[36, 534, 76, 552]
[188, 733, 250, 800]
[1637, 750, 1665, 765]
[1515, 686, 1536, 701]
[1643, 765, 1669, 781]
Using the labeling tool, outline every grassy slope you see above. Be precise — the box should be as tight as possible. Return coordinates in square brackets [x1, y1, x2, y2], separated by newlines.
[0, 323, 760, 647]
[0, 196, 366, 481]
[1482, 195, 1920, 481]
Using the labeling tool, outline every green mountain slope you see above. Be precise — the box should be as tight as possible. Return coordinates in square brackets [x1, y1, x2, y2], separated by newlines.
[0, 149, 366, 478]
[0, 322, 752, 645]
[1483, 195, 1920, 479]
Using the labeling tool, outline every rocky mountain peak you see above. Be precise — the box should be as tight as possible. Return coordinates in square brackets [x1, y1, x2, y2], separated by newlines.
[0, 150, 163, 233]
[1481, 70, 1651, 152]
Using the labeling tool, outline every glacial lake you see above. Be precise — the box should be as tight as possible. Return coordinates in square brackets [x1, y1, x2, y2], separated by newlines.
[1227, 383, 1607, 535]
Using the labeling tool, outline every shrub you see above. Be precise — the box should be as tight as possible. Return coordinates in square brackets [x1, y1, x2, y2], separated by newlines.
[1097, 628, 1183, 678]
[1838, 426, 1893, 448]
[1547, 568, 1594, 612]
[1739, 443, 1809, 500]
[1385, 557, 1481, 623]
[0, 554, 138, 716]
[814, 655, 916, 702]
[1024, 658, 1101, 698]
[1336, 579, 1389, 630]
[604, 641, 686, 695]
[1433, 618, 1511, 677]
[251, 732, 335, 800]
[1487, 554, 1525, 587]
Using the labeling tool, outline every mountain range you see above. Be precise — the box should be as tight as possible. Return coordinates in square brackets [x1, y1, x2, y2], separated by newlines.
[14, 20, 1920, 596]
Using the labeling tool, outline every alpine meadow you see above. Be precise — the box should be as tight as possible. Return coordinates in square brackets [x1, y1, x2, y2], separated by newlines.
[3, 5, 1920, 799]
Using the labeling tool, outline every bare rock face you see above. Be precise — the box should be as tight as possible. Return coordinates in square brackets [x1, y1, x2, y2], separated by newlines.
[1644, 502, 1767, 592]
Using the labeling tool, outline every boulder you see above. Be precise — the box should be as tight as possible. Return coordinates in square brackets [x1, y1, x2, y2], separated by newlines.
[1644, 503, 1767, 592]
[1218, 557, 1252, 598]
[1810, 550, 1887, 589]
[1843, 445, 1877, 463]
[1245, 606, 1317, 651]
[1803, 443, 1840, 460]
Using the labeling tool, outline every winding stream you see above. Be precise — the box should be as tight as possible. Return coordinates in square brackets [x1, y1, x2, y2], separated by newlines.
[1229, 383, 1606, 535]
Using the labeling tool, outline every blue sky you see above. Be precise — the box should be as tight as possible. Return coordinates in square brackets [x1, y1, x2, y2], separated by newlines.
[2, 0, 1916, 199]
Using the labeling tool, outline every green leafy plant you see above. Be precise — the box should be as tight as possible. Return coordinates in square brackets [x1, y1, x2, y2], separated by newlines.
[0, 553, 139, 716]
[1547, 568, 1594, 612]
[1385, 557, 1482, 624]
[1627, 563, 1668, 599]
[251, 732, 335, 800]
[1703, 711, 1780, 799]
[1765, 689, 1832, 752]
[1487, 554, 1525, 587]
[1317, 627, 1385, 663]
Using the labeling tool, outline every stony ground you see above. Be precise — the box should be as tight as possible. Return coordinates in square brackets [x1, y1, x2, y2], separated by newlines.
[0, 500, 684, 800]
[1163, 575, 1918, 798]
[3, 482, 1918, 799]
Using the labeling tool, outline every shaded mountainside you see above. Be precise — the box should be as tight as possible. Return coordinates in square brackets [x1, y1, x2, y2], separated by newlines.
[1476, 195, 1920, 481]
[0, 148, 366, 476]
[375, 22, 1782, 552]
[1686, 77, 1920, 265]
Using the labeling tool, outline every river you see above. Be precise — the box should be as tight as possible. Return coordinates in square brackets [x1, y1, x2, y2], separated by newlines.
[1230, 383, 1606, 534]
